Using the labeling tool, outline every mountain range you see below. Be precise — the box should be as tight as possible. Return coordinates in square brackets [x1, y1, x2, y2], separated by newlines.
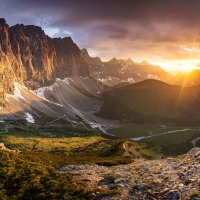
[0, 18, 174, 127]
[1, 18, 200, 129]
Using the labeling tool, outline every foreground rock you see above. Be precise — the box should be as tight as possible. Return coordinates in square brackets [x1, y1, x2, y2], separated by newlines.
[0, 143, 9, 150]
[60, 148, 200, 200]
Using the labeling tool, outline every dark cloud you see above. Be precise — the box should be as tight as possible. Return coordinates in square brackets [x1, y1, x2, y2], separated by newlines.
[1, 0, 200, 62]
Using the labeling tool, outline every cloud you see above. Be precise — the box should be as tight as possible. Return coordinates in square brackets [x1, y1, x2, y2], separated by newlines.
[1, 0, 200, 62]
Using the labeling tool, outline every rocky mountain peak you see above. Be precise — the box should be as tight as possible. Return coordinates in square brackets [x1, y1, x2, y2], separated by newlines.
[126, 57, 134, 64]
[0, 18, 89, 106]
[0, 18, 7, 26]
[107, 57, 119, 64]
[10, 24, 45, 38]
[81, 48, 90, 58]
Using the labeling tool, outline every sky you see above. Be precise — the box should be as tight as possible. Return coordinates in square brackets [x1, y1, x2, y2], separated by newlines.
[1, 0, 200, 72]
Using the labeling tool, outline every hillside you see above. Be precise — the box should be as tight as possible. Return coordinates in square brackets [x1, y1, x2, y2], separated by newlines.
[98, 79, 200, 126]
[0, 121, 162, 199]
[0, 145, 92, 199]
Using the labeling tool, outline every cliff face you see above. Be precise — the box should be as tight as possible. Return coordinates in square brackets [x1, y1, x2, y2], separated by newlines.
[0, 18, 89, 106]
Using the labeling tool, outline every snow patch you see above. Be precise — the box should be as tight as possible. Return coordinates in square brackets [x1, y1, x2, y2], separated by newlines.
[79, 76, 89, 80]
[126, 78, 135, 83]
[147, 74, 160, 80]
[34, 84, 54, 99]
[24, 113, 35, 123]
[63, 77, 74, 85]
[97, 76, 121, 83]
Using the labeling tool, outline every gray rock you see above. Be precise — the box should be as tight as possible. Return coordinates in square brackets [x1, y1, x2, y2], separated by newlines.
[166, 190, 180, 200]
[190, 198, 200, 200]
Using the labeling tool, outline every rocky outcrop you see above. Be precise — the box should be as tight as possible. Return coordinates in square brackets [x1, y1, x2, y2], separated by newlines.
[60, 148, 200, 200]
[0, 143, 12, 151]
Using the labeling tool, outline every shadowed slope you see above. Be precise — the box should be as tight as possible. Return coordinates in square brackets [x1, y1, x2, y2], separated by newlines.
[98, 79, 200, 126]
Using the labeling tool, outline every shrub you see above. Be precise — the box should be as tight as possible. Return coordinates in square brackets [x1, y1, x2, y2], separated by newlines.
[0, 149, 92, 199]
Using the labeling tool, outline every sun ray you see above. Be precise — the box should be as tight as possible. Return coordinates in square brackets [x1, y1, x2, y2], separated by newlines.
[175, 70, 192, 110]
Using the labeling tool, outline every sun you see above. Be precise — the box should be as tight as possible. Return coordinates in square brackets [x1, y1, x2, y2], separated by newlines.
[180, 64, 195, 72]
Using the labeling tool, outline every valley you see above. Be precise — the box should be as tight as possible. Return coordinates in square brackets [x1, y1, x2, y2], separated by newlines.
[0, 121, 199, 199]
[108, 123, 200, 155]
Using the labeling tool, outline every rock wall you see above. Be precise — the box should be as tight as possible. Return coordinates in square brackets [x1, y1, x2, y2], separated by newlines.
[0, 18, 89, 106]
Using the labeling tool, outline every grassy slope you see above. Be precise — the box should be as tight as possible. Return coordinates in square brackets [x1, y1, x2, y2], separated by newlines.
[0, 122, 160, 169]
[0, 122, 159, 199]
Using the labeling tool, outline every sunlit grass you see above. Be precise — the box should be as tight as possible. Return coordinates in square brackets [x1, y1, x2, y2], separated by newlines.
[2, 135, 104, 151]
